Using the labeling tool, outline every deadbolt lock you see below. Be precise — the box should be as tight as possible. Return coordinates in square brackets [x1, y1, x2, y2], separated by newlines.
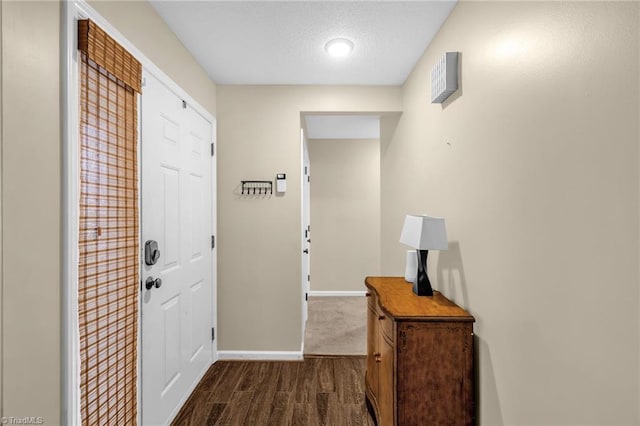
[145, 240, 160, 265]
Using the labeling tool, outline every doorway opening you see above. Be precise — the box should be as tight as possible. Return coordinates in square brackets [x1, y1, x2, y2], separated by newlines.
[300, 113, 382, 356]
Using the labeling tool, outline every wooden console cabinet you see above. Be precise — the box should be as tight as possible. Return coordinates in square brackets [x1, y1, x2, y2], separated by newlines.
[365, 276, 475, 426]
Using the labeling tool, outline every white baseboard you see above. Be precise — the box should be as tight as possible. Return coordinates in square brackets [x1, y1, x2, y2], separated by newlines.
[217, 350, 303, 361]
[308, 290, 367, 297]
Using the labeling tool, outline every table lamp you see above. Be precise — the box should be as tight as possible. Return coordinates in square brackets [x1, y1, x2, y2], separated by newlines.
[399, 215, 448, 296]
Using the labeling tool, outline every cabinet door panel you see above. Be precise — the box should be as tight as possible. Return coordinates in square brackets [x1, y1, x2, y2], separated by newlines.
[379, 312, 394, 343]
[379, 335, 395, 426]
[396, 322, 473, 425]
[366, 303, 379, 398]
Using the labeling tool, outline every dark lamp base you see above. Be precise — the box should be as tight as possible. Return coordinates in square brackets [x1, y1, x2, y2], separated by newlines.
[413, 249, 434, 296]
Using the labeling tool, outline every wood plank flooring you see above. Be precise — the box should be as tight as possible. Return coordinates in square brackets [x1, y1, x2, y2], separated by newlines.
[171, 356, 375, 426]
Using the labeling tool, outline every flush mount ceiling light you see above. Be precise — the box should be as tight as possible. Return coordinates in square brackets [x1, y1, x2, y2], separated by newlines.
[324, 38, 354, 58]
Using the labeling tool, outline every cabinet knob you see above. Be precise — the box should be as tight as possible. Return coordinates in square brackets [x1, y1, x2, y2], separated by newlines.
[375, 356, 381, 363]
[378, 315, 385, 321]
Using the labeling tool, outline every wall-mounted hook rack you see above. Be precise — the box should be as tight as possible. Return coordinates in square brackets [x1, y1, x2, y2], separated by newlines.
[241, 180, 273, 195]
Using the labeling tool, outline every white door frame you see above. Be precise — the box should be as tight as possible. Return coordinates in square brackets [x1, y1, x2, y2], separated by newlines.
[300, 128, 310, 350]
[63, 2, 217, 424]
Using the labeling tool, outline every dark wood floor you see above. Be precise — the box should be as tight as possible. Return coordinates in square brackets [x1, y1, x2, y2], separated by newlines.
[171, 356, 375, 426]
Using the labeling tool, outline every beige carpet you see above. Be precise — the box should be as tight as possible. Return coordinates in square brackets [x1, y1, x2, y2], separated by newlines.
[304, 296, 366, 356]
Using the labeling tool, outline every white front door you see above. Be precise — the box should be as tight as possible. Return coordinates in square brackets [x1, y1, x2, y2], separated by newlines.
[141, 71, 215, 425]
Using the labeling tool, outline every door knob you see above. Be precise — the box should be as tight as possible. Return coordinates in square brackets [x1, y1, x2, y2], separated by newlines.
[145, 277, 162, 290]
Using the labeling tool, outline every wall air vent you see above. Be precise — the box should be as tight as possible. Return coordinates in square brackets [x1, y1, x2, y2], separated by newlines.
[430, 51, 459, 104]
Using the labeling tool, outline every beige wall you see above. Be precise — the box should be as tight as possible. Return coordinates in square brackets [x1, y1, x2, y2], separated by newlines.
[89, 0, 216, 115]
[381, 2, 640, 424]
[2, 2, 61, 423]
[216, 85, 401, 351]
[1, 1, 217, 424]
[308, 138, 380, 292]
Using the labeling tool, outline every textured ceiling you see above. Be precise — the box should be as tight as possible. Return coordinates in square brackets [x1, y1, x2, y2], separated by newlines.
[150, 1, 457, 85]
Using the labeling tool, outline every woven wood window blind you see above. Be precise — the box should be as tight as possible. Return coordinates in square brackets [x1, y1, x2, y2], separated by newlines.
[77, 19, 142, 426]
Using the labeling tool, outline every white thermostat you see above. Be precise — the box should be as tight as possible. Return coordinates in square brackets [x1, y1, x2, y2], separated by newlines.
[276, 173, 286, 193]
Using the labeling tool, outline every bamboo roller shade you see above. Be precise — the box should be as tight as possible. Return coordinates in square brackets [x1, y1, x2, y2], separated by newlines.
[78, 19, 141, 425]
[78, 19, 142, 93]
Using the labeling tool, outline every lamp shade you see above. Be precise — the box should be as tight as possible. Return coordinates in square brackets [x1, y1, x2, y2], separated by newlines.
[399, 215, 448, 250]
